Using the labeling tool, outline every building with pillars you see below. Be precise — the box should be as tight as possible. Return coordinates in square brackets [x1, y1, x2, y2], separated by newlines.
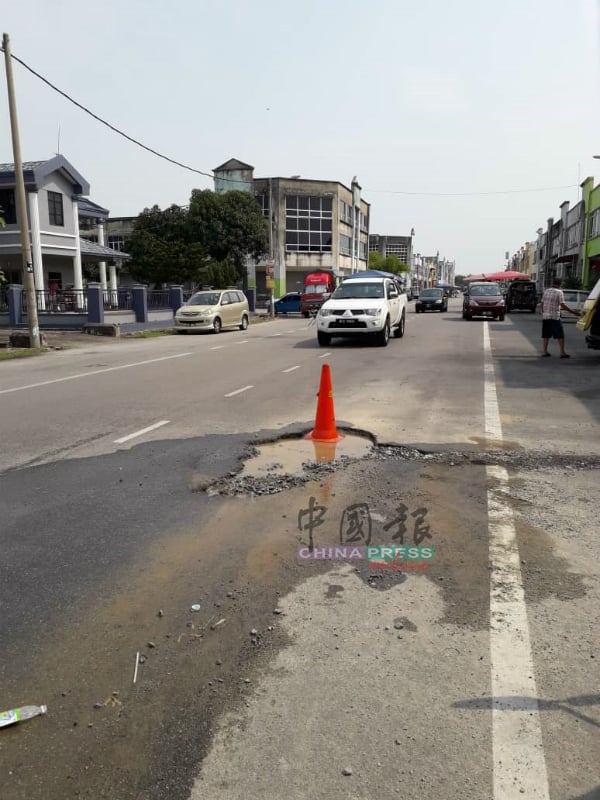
[0, 156, 126, 293]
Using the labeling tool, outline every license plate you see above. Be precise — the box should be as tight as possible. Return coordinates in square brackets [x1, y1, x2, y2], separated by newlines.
[336, 319, 358, 326]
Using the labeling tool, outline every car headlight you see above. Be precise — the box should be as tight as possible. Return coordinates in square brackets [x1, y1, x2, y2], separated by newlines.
[365, 308, 382, 316]
[319, 309, 332, 316]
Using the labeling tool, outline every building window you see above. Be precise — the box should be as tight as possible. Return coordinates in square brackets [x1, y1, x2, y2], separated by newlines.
[339, 200, 352, 224]
[359, 241, 368, 260]
[108, 235, 125, 251]
[285, 195, 332, 252]
[340, 234, 351, 256]
[256, 194, 270, 218]
[385, 243, 409, 262]
[360, 211, 368, 232]
[590, 209, 600, 239]
[48, 191, 64, 226]
[0, 189, 17, 225]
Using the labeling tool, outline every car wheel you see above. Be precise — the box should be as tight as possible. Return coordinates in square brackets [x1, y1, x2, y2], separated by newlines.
[239, 314, 249, 331]
[317, 331, 331, 346]
[303, 311, 310, 319]
[393, 311, 405, 338]
[499, 314, 505, 321]
[531, 308, 536, 314]
[176, 329, 187, 334]
[213, 317, 222, 334]
[465, 313, 472, 320]
[376, 318, 390, 346]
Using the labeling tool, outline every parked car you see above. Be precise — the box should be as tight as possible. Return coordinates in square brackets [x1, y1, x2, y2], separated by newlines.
[274, 292, 302, 315]
[175, 289, 249, 333]
[576, 279, 600, 348]
[415, 288, 448, 313]
[462, 282, 505, 320]
[505, 280, 537, 313]
[560, 290, 588, 322]
[316, 272, 407, 347]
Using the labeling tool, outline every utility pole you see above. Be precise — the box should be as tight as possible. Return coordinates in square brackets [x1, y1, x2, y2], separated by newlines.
[3, 33, 40, 347]
[268, 178, 275, 318]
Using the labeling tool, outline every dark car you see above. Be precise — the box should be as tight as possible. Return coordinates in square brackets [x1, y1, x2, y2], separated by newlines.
[505, 280, 537, 313]
[415, 288, 448, 313]
[274, 292, 302, 314]
[463, 282, 505, 320]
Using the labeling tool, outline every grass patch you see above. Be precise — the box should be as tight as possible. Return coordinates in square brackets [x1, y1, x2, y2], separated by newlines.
[0, 348, 47, 361]
[124, 329, 176, 339]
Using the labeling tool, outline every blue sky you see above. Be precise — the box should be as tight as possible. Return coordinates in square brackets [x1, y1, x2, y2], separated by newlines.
[2, 0, 599, 274]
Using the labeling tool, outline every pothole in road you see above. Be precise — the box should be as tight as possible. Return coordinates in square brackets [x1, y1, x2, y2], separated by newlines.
[240, 434, 373, 479]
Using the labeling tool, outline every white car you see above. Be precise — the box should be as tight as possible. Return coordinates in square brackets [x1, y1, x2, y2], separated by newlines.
[561, 290, 588, 322]
[316, 274, 407, 347]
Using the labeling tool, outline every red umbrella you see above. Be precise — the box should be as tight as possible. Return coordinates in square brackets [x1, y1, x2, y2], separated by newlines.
[464, 274, 487, 282]
[483, 271, 530, 281]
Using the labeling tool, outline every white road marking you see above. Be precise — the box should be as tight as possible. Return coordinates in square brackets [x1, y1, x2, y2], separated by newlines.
[483, 323, 550, 800]
[235, 340, 249, 345]
[224, 385, 254, 397]
[269, 333, 282, 337]
[319, 352, 332, 358]
[210, 345, 225, 350]
[114, 420, 170, 444]
[0, 353, 192, 395]
[282, 365, 300, 373]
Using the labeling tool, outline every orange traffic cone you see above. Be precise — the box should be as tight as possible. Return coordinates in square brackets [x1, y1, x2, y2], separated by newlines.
[305, 364, 344, 443]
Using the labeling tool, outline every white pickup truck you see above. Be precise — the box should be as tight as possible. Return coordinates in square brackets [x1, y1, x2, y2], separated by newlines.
[316, 271, 407, 347]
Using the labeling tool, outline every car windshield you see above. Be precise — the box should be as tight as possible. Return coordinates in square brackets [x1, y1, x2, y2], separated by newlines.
[333, 282, 384, 299]
[188, 292, 221, 305]
[420, 289, 442, 298]
[470, 285, 501, 296]
[305, 284, 329, 294]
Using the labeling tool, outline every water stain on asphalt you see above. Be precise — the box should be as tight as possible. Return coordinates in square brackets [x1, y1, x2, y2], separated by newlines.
[325, 583, 345, 599]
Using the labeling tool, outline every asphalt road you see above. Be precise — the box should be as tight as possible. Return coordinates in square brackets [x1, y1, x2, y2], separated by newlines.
[0, 300, 598, 800]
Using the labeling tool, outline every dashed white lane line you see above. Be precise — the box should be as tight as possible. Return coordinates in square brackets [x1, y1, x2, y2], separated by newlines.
[114, 420, 171, 444]
[282, 365, 300, 373]
[224, 385, 254, 397]
[483, 323, 550, 800]
[235, 340, 249, 345]
[319, 352, 332, 358]
[0, 353, 193, 395]
[210, 345, 225, 350]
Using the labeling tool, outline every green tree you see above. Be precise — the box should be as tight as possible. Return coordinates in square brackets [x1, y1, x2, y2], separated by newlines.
[368, 251, 409, 274]
[127, 204, 208, 286]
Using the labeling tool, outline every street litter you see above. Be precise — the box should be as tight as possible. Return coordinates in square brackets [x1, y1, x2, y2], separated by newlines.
[1, 704, 47, 728]
[191, 604, 201, 612]
[133, 651, 140, 685]
[211, 618, 227, 629]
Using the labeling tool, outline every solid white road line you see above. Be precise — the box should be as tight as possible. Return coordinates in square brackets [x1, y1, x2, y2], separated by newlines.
[0, 353, 193, 395]
[483, 323, 550, 800]
[210, 345, 225, 350]
[114, 420, 171, 444]
[319, 352, 332, 358]
[282, 366, 300, 373]
[224, 385, 254, 397]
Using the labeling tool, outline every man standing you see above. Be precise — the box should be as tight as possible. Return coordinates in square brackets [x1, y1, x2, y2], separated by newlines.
[540, 278, 581, 358]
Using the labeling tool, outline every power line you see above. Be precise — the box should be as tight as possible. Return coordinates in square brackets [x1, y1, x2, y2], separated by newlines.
[1, 47, 583, 199]
[365, 185, 580, 197]
[1, 46, 224, 181]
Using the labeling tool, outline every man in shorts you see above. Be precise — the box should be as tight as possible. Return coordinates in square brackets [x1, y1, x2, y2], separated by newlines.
[540, 277, 581, 358]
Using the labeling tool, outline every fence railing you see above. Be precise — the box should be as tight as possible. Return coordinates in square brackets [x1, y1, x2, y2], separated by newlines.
[22, 289, 87, 312]
[0, 288, 7, 312]
[147, 289, 171, 309]
[103, 289, 133, 311]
